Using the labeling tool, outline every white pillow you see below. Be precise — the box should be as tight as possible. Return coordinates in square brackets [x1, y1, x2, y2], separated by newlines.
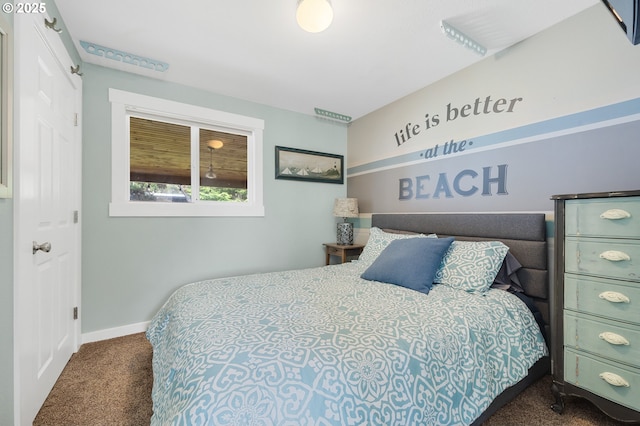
[434, 240, 509, 293]
[358, 227, 431, 266]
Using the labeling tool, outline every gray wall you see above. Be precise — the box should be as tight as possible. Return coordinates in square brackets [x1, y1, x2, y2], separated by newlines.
[349, 110, 640, 214]
[347, 5, 640, 216]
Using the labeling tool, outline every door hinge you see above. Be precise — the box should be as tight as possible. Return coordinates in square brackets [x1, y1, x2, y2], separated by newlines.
[73, 307, 78, 320]
[73, 210, 79, 223]
[74, 113, 79, 127]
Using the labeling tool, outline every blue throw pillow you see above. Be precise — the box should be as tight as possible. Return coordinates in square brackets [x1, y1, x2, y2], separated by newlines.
[361, 237, 454, 294]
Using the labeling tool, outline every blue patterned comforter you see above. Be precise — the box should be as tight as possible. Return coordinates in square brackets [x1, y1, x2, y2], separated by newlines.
[146, 262, 547, 425]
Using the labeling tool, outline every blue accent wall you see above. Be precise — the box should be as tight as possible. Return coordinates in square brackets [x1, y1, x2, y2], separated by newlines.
[348, 107, 640, 213]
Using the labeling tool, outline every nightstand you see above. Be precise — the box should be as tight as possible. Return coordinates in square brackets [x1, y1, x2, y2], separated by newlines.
[323, 243, 364, 265]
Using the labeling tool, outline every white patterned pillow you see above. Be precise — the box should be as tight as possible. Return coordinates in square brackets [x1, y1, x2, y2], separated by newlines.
[358, 227, 433, 266]
[434, 240, 509, 293]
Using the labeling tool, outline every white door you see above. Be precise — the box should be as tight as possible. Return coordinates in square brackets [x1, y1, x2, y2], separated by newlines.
[14, 13, 82, 426]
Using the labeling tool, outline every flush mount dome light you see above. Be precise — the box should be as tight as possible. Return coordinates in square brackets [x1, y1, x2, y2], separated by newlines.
[207, 139, 224, 149]
[296, 0, 333, 33]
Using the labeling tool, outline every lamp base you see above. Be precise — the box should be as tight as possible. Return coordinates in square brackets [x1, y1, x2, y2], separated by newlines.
[337, 222, 354, 245]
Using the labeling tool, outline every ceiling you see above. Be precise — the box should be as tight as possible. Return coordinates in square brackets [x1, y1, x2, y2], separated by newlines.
[54, 0, 599, 121]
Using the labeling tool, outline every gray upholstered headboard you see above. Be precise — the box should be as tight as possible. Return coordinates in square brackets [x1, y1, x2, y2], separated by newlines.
[371, 213, 549, 334]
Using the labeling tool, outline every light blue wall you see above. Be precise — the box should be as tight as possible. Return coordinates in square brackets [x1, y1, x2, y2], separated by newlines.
[81, 63, 347, 333]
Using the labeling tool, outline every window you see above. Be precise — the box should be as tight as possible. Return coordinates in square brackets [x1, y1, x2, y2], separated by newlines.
[109, 89, 264, 216]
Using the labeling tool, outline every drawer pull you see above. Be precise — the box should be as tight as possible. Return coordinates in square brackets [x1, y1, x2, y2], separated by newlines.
[599, 332, 630, 346]
[599, 250, 631, 262]
[600, 209, 631, 220]
[599, 372, 630, 388]
[599, 291, 630, 303]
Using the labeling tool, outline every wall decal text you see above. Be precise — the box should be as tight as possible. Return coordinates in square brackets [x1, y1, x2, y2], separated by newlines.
[394, 95, 524, 147]
[399, 164, 508, 200]
[421, 139, 473, 159]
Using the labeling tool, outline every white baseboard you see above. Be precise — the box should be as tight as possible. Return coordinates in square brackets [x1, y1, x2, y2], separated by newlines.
[81, 321, 151, 345]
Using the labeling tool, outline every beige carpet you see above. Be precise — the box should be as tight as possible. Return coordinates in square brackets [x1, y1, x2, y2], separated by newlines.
[34, 333, 153, 426]
[34, 332, 627, 425]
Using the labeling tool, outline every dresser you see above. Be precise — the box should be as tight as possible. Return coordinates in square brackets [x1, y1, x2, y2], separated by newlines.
[551, 190, 640, 423]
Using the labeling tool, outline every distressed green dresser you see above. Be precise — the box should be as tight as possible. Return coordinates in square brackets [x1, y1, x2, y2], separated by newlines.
[551, 190, 640, 423]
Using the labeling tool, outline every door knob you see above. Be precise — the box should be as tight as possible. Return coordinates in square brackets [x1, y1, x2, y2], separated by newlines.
[32, 241, 52, 254]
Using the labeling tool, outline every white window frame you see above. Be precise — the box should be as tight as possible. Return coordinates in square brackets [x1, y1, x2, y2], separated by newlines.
[109, 89, 264, 217]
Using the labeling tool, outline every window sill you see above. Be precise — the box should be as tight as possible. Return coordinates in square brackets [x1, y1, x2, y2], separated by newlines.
[108, 201, 265, 217]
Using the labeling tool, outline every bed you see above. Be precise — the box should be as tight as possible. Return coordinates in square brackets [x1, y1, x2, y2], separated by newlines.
[146, 213, 550, 425]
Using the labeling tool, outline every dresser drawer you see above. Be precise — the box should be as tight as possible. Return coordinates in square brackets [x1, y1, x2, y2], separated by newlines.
[565, 237, 640, 282]
[564, 348, 640, 411]
[564, 312, 640, 367]
[565, 197, 640, 238]
[564, 274, 639, 324]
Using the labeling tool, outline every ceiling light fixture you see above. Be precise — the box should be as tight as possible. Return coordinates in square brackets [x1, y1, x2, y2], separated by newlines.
[207, 139, 224, 150]
[296, 0, 333, 33]
[205, 140, 223, 180]
[440, 21, 487, 56]
[205, 147, 216, 179]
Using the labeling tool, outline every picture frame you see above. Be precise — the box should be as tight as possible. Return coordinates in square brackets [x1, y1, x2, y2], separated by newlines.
[275, 146, 343, 184]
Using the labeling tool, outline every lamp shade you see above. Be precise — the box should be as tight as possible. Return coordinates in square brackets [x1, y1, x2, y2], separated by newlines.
[333, 198, 359, 218]
[296, 0, 333, 33]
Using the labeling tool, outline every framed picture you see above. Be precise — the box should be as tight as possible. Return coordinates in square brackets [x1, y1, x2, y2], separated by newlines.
[275, 146, 343, 184]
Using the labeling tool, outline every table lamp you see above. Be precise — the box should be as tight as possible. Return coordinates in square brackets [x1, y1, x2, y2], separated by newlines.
[333, 198, 359, 245]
